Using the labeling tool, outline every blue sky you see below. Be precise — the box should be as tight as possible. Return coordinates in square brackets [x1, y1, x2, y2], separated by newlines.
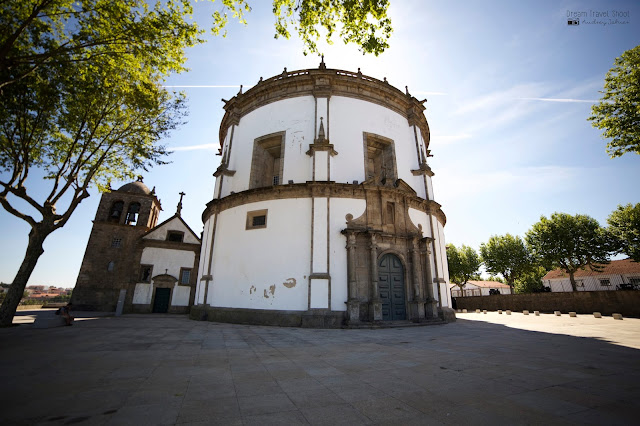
[1, 0, 639, 287]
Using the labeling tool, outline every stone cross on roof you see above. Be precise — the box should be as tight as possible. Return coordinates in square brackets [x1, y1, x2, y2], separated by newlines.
[176, 192, 185, 216]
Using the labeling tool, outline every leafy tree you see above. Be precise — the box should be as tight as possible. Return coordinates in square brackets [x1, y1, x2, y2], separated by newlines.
[273, 0, 392, 56]
[447, 244, 482, 293]
[487, 275, 504, 283]
[480, 234, 532, 294]
[525, 213, 612, 292]
[588, 45, 640, 157]
[607, 203, 640, 262]
[514, 265, 548, 294]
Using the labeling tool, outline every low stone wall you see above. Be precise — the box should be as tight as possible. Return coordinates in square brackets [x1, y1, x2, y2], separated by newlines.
[455, 291, 640, 317]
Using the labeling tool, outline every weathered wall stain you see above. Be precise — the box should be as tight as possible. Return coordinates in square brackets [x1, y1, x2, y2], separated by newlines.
[249, 285, 256, 294]
[269, 284, 276, 295]
[283, 278, 296, 289]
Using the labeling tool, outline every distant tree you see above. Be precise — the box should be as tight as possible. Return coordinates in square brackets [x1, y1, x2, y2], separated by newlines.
[480, 234, 532, 294]
[607, 203, 640, 262]
[588, 45, 640, 157]
[447, 244, 482, 293]
[514, 266, 548, 294]
[525, 213, 612, 292]
[488, 275, 504, 283]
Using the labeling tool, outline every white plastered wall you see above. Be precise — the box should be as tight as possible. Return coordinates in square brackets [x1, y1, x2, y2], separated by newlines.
[133, 247, 196, 306]
[208, 199, 312, 311]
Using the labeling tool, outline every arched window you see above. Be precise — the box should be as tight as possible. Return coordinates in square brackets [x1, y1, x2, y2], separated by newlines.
[125, 202, 141, 225]
[108, 201, 124, 223]
[107, 261, 115, 272]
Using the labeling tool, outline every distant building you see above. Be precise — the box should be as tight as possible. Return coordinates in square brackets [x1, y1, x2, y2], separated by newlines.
[542, 259, 640, 292]
[449, 280, 511, 297]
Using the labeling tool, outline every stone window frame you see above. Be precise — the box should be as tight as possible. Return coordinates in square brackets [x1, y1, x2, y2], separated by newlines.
[362, 132, 398, 183]
[179, 267, 192, 285]
[246, 209, 268, 230]
[599, 278, 611, 287]
[140, 264, 153, 283]
[166, 231, 185, 242]
[248, 131, 286, 190]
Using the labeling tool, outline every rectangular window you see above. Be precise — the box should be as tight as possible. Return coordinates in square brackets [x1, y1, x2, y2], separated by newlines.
[600, 279, 611, 287]
[111, 238, 122, 248]
[386, 202, 395, 224]
[246, 209, 268, 230]
[249, 132, 285, 189]
[140, 265, 153, 283]
[167, 231, 184, 242]
[629, 277, 640, 285]
[180, 268, 191, 285]
[363, 133, 397, 184]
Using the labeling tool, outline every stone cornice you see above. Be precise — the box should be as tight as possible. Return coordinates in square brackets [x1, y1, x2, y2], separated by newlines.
[219, 67, 431, 150]
[202, 182, 446, 227]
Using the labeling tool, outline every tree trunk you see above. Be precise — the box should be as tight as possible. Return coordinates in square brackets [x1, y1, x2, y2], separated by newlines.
[0, 226, 48, 326]
[569, 271, 578, 292]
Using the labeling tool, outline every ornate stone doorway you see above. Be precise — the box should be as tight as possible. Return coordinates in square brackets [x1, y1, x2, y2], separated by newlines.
[378, 253, 406, 320]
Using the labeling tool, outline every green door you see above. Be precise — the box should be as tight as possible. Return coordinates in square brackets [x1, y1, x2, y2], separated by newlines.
[152, 288, 171, 313]
[378, 254, 406, 320]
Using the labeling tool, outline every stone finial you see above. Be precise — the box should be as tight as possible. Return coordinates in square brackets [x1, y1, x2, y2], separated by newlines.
[259, 77, 263, 83]
[137, 175, 144, 182]
[319, 54, 326, 69]
[150, 186, 156, 195]
[282, 67, 288, 77]
[176, 191, 185, 216]
[238, 84, 243, 94]
[405, 86, 410, 95]
[384, 77, 388, 83]
[357, 68, 362, 78]
[317, 117, 326, 142]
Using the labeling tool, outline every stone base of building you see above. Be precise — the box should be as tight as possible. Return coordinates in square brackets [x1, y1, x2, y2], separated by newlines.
[130, 304, 190, 314]
[438, 307, 457, 322]
[190, 305, 346, 328]
[190, 305, 457, 328]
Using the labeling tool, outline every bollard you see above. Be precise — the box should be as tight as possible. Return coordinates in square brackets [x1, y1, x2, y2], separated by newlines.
[476, 309, 481, 313]
[462, 309, 467, 313]
[613, 313, 623, 320]
[498, 310, 502, 314]
[593, 312, 602, 318]
[506, 310, 512, 315]
[569, 312, 577, 317]
[534, 311, 540, 316]
[554, 311, 561, 316]
[523, 310, 529, 315]
[483, 310, 487, 314]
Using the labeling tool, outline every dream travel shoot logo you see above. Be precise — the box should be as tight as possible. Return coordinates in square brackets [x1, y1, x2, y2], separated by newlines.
[567, 9, 630, 26]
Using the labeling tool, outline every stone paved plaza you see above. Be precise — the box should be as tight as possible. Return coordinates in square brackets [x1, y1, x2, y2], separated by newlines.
[1, 310, 639, 425]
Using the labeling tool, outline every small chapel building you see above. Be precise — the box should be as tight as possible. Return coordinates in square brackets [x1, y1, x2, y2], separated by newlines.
[71, 179, 200, 314]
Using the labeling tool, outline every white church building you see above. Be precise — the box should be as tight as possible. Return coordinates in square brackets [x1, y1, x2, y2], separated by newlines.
[192, 60, 454, 327]
[72, 61, 454, 327]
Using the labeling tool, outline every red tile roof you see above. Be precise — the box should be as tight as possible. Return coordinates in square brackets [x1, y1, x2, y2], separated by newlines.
[543, 258, 640, 280]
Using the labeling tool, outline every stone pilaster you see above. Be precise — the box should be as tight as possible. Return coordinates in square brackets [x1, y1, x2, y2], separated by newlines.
[421, 240, 438, 319]
[369, 233, 382, 321]
[346, 231, 360, 323]
[410, 238, 426, 321]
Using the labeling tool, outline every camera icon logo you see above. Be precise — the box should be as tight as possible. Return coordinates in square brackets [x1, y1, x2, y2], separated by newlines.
[567, 19, 579, 25]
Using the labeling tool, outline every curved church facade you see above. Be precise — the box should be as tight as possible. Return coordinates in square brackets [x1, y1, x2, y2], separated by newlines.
[193, 61, 454, 327]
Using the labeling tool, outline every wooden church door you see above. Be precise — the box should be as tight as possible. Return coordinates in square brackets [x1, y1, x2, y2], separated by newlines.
[378, 254, 406, 320]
